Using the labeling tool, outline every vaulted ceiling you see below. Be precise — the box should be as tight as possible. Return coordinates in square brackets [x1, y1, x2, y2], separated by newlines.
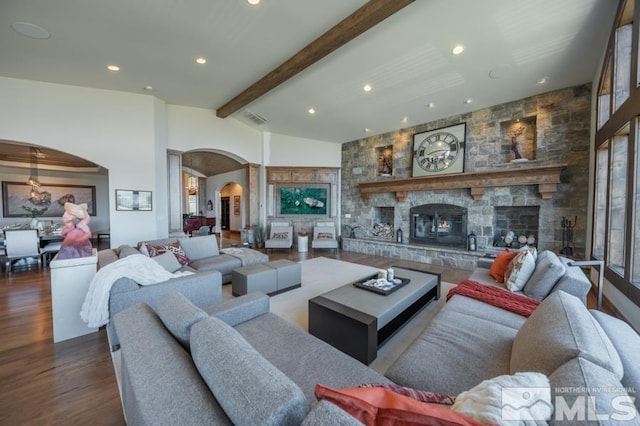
[0, 0, 618, 146]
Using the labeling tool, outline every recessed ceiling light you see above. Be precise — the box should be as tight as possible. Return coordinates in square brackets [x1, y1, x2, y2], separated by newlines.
[364, 128, 371, 133]
[11, 22, 50, 39]
[308, 108, 316, 115]
[464, 98, 473, 104]
[401, 117, 408, 123]
[107, 65, 120, 72]
[196, 57, 207, 64]
[247, 0, 260, 4]
[537, 76, 549, 84]
[427, 102, 435, 108]
[451, 45, 464, 55]
[144, 85, 153, 91]
[363, 84, 372, 92]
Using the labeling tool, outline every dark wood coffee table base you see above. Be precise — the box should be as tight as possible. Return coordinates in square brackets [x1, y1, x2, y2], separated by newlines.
[308, 269, 439, 365]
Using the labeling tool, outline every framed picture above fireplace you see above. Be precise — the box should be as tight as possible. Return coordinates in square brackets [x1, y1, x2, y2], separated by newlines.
[412, 123, 466, 176]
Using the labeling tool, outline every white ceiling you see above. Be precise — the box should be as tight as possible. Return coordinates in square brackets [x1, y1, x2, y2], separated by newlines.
[0, 0, 618, 144]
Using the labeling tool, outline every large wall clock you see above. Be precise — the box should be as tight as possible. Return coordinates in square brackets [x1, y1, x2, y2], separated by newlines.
[412, 123, 466, 177]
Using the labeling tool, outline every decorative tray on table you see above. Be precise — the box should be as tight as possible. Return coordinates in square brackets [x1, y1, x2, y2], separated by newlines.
[353, 274, 410, 295]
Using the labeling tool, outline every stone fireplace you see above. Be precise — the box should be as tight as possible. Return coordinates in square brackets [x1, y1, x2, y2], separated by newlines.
[410, 204, 467, 249]
[341, 85, 591, 266]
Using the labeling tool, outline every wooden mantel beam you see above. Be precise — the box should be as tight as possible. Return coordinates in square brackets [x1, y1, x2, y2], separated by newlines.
[359, 164, 567, 202]
[215, 0, 415, 118]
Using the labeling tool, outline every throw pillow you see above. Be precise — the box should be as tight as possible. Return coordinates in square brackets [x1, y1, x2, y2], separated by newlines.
[504, 251, 535, 292]
[143, 242, 190, 266]
[272, 232, 289, 240]
[163, 241, 190, 266]
[314, 384, 486, 426]
[152, 251, 182, 273]
[522, 250, 566, 300]
[156, 292, 208, 348]
[316, 232, 334, 240]
[358, 384, 456, 405]
[451, 372, 551, 425]
[489, 249, 518, 283]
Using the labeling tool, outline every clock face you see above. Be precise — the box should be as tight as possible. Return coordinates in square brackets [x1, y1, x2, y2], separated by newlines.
[414, 131, 461, 173]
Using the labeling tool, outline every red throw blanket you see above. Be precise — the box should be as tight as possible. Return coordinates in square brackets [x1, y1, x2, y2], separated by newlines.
[446, 279, 540, 317]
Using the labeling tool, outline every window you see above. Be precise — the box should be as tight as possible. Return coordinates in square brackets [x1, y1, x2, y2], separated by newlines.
[594, 0, 640, 305]
[593, 144, 608, 259]
[608, 130, 628, 275]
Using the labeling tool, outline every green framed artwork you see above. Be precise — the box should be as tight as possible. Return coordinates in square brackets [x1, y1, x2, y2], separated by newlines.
[277, 184, 329, 216]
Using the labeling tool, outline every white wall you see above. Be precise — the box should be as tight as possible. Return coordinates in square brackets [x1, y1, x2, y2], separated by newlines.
[0, 77, 344, 246]
[167, 105, 262, 163]
[269, 133, 342, 167]
[0, 77, 157, 247]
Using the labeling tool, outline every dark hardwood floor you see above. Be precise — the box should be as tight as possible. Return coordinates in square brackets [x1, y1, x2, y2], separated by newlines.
[0, 231, 611, 424]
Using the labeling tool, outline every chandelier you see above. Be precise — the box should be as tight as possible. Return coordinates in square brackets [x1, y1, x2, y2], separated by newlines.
[27, 147, 43, 202]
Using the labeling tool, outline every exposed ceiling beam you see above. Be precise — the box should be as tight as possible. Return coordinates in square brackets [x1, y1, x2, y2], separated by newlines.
[215, 0, 415, 119]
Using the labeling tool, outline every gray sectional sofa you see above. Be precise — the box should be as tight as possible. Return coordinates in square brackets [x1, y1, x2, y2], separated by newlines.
[114, 286, 640, 425]
[469, 249, 592, 304]
[114, 292, 383, 425]
[98, 234, 268, 350]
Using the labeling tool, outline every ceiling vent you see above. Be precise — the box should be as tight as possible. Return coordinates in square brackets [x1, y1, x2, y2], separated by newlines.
[243, 109, 267, 125]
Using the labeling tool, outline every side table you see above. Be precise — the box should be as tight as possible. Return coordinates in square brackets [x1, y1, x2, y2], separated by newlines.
[297, 234, 309, 253]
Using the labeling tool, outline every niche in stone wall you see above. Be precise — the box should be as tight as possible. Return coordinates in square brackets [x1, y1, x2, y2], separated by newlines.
[376, 145, 393, 177]
[500, 116, 537, 163]
[373, 206, 394, 239]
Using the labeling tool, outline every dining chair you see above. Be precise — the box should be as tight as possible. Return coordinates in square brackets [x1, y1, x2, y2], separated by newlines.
[4, 229, 42, 275]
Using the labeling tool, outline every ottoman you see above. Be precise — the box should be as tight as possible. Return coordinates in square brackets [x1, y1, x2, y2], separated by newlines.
[232, 264, 277, 296]
[267, 259, 301, 295]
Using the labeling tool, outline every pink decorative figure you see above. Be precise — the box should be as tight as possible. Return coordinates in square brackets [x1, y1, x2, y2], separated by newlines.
[57, 202, 93, 259]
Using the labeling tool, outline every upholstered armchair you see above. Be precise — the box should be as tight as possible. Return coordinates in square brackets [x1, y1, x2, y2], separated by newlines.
[264, 221, 293, 253]
[311, 221, 338, 253]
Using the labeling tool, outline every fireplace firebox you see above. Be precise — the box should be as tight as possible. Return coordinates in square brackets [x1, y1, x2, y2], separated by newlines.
[410, 204, 468, 249]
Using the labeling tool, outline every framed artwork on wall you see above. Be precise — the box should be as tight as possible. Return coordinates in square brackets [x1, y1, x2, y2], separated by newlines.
[2, 181, 96, 217]
[277, 184, 329, 216]
[412, 123, 466, 177]
[115, 189, 152, 211]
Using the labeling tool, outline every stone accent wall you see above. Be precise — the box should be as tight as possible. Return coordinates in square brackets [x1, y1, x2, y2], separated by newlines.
[341, 84, 591, 264]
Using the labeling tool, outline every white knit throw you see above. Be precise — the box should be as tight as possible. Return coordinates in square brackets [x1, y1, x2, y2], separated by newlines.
[80, 254, 192, 328]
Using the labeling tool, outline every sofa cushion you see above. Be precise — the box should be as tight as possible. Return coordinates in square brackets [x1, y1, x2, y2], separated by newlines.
[504, 250, 536, 291]
[591, 309, 640, 413]
[141, 241, 190, 265]
[189, 254, 241, 275]
[451, 372, 551, 425]
[489, 249, 518, 283]
[511, 291, 624, 379]
[156, 292, 208, 348]
[314, 384, 485, 426]
[301, 400, 362, 426]
[234, 312, 392, 402]
[178, 235, 219, 261]
[118, 244, 140, 258]
[191, 316, 307, 426]
[385, 296, 518, 395]
[152, 251, 182, 273]
[523, 250, 566, 300]
[548, 357, 639, 425]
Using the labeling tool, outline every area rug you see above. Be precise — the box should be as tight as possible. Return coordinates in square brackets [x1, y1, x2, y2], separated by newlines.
[223, 257, 455, 373]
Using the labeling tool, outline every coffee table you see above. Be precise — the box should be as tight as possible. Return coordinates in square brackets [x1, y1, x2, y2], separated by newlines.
[308, 266, 440, 364]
